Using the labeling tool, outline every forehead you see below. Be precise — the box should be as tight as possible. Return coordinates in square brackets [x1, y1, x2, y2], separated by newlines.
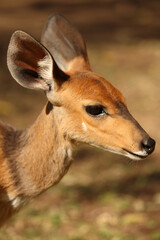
[67, 72, 125, 105]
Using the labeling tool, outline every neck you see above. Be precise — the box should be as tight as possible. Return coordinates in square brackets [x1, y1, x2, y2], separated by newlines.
[5, 102, 73, 201]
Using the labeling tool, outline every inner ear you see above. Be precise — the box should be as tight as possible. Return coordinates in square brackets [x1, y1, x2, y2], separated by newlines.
[7, 31, 69, 92]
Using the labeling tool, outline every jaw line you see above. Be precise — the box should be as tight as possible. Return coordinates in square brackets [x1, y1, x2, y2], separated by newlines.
[89, 142, 148, 161]
[78, 137, 148, 161]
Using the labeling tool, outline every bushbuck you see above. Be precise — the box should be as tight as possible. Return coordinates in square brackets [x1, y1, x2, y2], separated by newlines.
[0, 14, 155, 226]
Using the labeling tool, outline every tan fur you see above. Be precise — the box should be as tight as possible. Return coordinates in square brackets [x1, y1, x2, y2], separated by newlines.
[0, 103, 73, 226]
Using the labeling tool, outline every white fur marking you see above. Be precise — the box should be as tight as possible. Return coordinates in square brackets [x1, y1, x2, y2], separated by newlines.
[133, 150, 147, 156]
[82, 122, 87, 132]
[67, 148, 72, 159]
[8, 194, 26, 209]
[12, 197, 22, 208]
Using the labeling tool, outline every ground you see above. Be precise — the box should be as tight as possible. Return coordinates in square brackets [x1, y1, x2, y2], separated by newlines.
[0, 1, 160, 240]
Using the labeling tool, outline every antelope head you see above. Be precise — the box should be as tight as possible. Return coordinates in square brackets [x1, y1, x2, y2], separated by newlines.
[7, 14, 155, 161]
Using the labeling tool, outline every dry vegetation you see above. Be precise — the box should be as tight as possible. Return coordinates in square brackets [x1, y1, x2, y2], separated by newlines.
[0, 1, 160, 239]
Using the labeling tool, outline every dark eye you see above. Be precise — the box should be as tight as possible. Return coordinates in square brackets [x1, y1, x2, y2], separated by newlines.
[85, 105, 107, 117]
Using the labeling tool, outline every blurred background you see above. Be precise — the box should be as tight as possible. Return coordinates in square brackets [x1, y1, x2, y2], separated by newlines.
[0, 0, 160, 239]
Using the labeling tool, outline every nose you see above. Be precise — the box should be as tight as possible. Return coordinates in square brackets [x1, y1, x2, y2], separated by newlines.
[141, 137, 156, 155]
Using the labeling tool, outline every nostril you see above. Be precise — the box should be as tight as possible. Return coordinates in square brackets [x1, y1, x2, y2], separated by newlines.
[142, 137, 156, 155]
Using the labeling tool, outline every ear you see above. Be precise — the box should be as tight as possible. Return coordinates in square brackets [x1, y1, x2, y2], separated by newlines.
[41, 14, 91, 73]
[7, 31, 69, 92]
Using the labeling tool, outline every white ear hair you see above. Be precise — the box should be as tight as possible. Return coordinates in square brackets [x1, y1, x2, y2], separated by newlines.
[38, 56, 53, 85]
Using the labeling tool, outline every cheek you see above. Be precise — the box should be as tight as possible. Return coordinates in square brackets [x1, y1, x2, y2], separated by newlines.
[64, 111, 83, 133]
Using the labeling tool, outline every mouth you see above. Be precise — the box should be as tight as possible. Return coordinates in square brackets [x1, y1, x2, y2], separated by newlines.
[123, 148, 148, 160]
